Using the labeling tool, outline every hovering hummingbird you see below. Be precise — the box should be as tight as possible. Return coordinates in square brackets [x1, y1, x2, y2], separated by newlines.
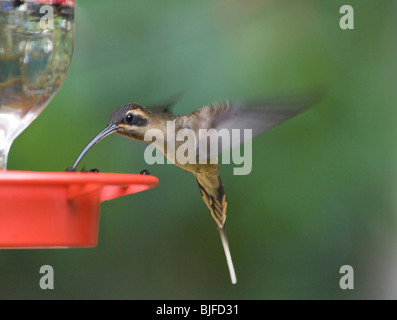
[70, 95, 313, 284]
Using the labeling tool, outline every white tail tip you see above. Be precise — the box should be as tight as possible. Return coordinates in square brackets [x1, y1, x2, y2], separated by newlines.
[218, 227, 237, 284]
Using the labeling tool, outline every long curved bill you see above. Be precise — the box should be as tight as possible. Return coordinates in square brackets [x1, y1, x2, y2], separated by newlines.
[71, 124, 119, 170]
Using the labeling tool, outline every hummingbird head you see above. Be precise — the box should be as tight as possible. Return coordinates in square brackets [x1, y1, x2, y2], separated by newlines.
[109, 103, 151, 140]
[71, 103, 152, 170]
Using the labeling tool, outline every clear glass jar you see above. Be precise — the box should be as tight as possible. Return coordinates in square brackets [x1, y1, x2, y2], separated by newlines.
[0, 0, 75, 169]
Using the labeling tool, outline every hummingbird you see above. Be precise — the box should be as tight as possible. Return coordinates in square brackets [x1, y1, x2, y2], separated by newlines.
[70, 96, 313, 284]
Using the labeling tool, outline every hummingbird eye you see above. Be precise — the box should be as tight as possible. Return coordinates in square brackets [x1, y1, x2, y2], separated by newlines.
[126, 113, 133, 123]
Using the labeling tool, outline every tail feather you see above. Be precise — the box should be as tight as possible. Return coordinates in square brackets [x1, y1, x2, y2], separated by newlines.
[219, 226, 237, 284]
[195, 170, 227, 228]
[195, 169, 237, 284]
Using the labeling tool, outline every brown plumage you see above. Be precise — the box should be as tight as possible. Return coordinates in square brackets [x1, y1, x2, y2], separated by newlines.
[195, 167, 227, 228]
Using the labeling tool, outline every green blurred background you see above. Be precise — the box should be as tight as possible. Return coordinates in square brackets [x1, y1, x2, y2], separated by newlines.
[2, 0, 397, 299]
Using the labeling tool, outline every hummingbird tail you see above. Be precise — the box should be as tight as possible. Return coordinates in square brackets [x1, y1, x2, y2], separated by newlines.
[195, 170, 227, 229]
[194, 168, 234, 282]
[218, 226, 237, 284]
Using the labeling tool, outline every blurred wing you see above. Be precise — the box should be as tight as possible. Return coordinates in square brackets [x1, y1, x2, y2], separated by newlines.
[187, 99, 312, 160]
[148, 92, 185, 114]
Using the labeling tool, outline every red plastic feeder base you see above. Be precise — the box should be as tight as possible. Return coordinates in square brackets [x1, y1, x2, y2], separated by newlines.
[0, 171, 158, 249]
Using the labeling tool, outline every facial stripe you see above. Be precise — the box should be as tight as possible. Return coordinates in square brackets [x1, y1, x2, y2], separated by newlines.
[131, 115, 148, 127]
[126, 109, 146, 117]
[124, 110, 148, 127]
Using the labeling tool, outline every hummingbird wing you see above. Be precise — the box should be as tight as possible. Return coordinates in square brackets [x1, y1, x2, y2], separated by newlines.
[147, 92, 185, 114]
[185, 99, 312, 160]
